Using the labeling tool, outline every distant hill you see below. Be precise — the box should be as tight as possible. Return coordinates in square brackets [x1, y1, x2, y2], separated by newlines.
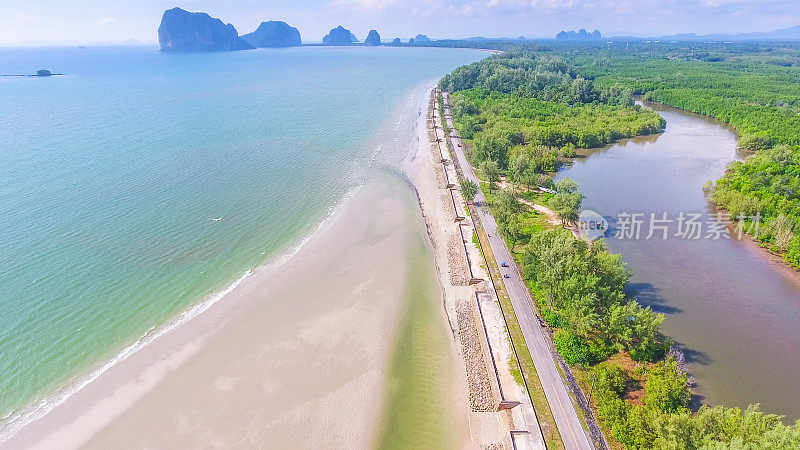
[556, 29, 601, 40]
[659, 25, 800, 41]
[323, 26, 356, 45]
[241, 21, 301, 47]
[157, 7, 253, 51]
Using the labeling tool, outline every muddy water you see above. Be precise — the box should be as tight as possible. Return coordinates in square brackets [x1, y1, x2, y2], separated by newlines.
[557, 103, 800, 420]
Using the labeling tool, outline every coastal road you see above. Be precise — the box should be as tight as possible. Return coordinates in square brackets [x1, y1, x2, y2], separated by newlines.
[442, 100, 594, 450]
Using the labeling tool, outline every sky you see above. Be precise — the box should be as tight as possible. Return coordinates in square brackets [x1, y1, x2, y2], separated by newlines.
[1, 0, 799, 44]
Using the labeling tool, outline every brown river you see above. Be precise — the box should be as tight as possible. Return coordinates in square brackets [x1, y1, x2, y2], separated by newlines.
[558, 103, 800, 420]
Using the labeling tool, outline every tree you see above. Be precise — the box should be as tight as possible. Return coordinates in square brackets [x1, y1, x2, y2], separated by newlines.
[604, 302, 665, 361]
[490, 190, 521, 223]
[551, 192, 583, 226]
[459, 179, 478, 204]
[643, 358, 691, 413]
[551, 177, 584, 226]
[480, 159, 501, 191]
[554, 177, 579, 194]
[498, 214, 524, 251]
[508, 153, 531, 185]
[652, 404, 800, 449]
[474, 133, 510, 168]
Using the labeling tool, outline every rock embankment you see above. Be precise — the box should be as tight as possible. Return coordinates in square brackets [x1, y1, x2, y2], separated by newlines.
[456, 300, 496, 412]
[447, 233, 470, 286]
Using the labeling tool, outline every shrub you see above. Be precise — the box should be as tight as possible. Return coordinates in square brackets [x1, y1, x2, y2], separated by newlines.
[629, 338, 669, 362]
[540, 305, 568, 328]
[560, 142, 577, 158]
[592, 363, 627, 396]
[588, 339, 616, 363]
[553, 329, 595, 365]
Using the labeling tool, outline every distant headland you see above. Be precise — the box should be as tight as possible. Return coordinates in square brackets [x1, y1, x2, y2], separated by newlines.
[2, 69, 62, 77]
[157, 7, 254, 51]
[241, 21, 302, 48]
[155, 7, 442, 51]
[322, 26, 358, 45]
[556, 29, 602, 40]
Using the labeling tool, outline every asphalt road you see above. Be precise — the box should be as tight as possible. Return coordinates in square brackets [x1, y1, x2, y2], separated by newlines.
[443, 106, 594, 450]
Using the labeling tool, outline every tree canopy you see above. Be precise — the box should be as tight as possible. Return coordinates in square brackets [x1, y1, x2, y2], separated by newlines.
[442, 51, 664, 183]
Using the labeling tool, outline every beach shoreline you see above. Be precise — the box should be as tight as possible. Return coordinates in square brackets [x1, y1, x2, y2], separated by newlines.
[1, 79, 503, 449]
[4, 171, 417, 448]
[2, 82, 462, 449]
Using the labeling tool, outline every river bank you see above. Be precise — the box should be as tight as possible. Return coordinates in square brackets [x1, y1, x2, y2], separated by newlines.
[446, 91, 792, 448]
[632, 100, 800, 277]
[557, 102, 800, 420]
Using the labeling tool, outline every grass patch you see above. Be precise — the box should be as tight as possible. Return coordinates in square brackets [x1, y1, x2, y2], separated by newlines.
[508, 347, 524, 386]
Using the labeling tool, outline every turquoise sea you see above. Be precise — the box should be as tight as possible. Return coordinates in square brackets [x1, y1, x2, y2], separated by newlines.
[0, 45, 483, 436]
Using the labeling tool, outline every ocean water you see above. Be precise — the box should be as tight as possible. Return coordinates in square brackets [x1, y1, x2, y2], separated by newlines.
[0, 45, 483, 433]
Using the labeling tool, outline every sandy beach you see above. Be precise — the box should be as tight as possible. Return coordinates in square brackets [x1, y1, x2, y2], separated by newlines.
[6, 178, 421, 448]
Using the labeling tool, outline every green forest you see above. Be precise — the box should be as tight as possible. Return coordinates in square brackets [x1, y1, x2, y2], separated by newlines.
[440, 51, 664, 189]
[440, 45, 800, 449]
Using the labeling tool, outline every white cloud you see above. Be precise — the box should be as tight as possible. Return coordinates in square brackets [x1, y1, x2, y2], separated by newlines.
[11, 13, 40, 23]
[330, 0, 400, 9]
[528, 0, 581, 10]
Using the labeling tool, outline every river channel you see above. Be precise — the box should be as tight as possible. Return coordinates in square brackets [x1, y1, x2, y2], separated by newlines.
[557, 102, 800, 420]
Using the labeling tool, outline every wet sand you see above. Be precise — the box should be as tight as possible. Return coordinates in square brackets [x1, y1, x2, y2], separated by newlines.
[7, 173, 423, 449]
